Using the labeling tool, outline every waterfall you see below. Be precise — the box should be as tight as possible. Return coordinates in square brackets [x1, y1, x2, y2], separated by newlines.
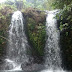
[5, 11, 29, 70]
[44, 10, 62, 70]
[1, 10, 67, 72]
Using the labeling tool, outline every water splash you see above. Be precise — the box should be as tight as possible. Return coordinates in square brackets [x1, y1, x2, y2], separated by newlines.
[41, 69, 66, 72]
[5, 59, 22, 70]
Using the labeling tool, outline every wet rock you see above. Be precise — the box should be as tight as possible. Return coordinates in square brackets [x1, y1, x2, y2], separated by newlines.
[21, 63, 44, 71]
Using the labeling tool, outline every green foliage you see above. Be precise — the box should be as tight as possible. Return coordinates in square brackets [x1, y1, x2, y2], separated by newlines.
[53, 0, 72, 31]
[26, 10, 46, 56]
[0, 36, 6, 56]
[27, 18, 35, 30]
[27, 18, 46, 56]
[0, 5, 13, 57]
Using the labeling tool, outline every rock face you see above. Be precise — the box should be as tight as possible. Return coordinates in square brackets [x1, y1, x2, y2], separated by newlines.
[23, 7, 46, 63]
[21, 63, 44, 71]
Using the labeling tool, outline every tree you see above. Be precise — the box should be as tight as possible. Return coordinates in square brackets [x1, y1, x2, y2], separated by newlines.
[52, 0, 72, 30]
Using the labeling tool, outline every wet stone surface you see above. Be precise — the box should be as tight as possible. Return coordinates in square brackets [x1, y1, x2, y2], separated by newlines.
[21, 63, 45, 71]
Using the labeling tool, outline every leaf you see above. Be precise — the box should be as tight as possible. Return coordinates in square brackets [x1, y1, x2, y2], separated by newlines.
[60, 22, 62, 25]
[67, 16, 71, 20]
[59, 25, 63, 31]
[63, 23, 68, 26]
[66, 32, 68, 36]
[61, 16, 63, 20]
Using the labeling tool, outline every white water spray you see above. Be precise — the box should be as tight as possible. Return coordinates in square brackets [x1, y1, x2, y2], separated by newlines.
[44, 10, 62, 70]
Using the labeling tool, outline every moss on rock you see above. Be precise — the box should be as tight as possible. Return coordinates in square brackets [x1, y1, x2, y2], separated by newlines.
[0, 6, 15, 58]
[24, 8, 46, 61]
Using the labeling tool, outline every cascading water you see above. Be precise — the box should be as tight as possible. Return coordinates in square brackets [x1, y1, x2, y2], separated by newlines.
[5, 11, 29, 70]
[44, 10, 62, 71]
